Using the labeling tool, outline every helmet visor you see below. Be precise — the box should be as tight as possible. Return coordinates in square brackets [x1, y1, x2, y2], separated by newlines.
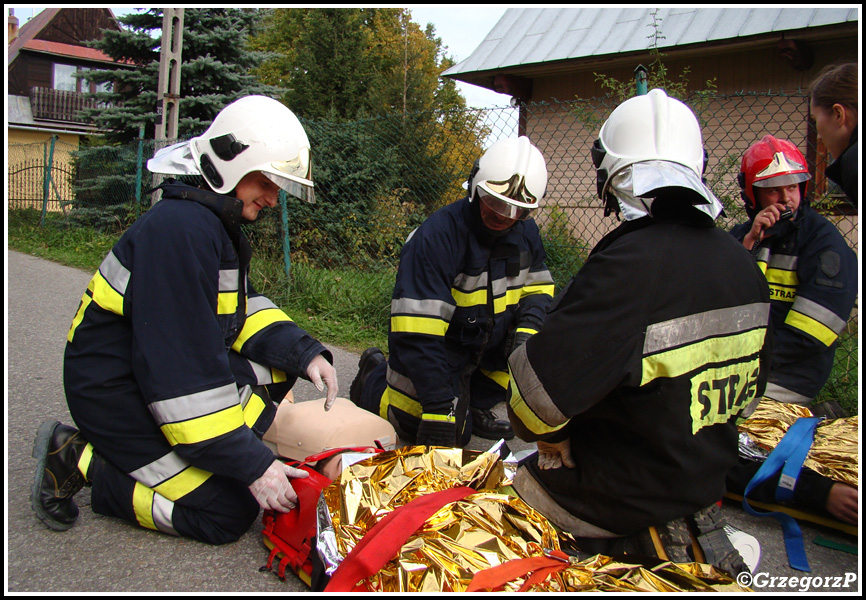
[478, 192, 536, 221]
[264, 147, 316, 203]
[752, 172, 810, 188]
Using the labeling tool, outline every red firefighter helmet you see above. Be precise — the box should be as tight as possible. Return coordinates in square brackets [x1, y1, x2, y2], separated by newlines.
[738, 135, 811, 210]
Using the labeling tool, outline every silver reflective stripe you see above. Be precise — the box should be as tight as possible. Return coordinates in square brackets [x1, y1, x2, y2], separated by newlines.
[391, 298, 456, 321]
[152, 494, 178, 536]
[790, 296, 848, 334]
[764, 382, 814, 405]
[238, 384, 253, 409]
[246, 360, 274, 385]
[643, 303, 770, 356]
[453, 271, 487, 292]
[491, 274, 511, 297]
[247, 295, 279, 315]
[128, 450, 193, 488]
[218, 269, 239, 292]
[525, 268, 554, 286]
[99, 251, 131, 294]
[386, 365, 418, 398]
[768, 254, 798, 271]
[149, 383, 240, 425]
[508, 343, 567, 426]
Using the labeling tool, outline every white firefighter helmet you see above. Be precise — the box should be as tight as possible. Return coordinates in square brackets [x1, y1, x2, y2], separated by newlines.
[469, 136, 547, 221]
[592, 88, 722, 221]
[148, 95, 315, 203]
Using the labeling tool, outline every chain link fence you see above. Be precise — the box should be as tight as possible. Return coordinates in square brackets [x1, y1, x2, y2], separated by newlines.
[8, 91, 858, 403]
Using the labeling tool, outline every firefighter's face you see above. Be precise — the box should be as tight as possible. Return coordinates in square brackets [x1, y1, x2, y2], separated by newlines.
[479, 195, 518, 231]
[755, 183, 801, 214]
[234, 171, 280, 220]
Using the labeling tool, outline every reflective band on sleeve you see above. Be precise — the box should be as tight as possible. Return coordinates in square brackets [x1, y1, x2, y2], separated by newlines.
[99, 251, 131, 295]
[90, 271, 125, 316]
[390, 315, 449, 336]
[231, 307, 294, 352]
[508, 379, 567, 436]
[242, 391, 267, 428]
[159, 404, 245, 446]
[790, 296, 848, 335]
[149, 383, 242, 425]
[67, 291, 93, 343]
[785, 311, 839, 347]
[507, 343, 569, 428]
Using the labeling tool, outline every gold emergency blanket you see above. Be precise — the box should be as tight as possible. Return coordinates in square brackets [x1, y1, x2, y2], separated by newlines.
[320, 446, 749, 592]
[738, 400, 858, 487]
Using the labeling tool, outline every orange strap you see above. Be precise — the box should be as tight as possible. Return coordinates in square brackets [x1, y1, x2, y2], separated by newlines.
[467, 550, 572, 592]
[324, 486, 476, 592]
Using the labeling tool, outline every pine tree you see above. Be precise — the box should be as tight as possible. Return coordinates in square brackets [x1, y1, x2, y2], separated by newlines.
[80, 8, 280, 144]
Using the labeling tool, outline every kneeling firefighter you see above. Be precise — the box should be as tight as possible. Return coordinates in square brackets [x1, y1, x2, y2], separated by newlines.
[350, 136, 555, 447]
[32, 96, 340, 545]
[506, 89, 773, 575]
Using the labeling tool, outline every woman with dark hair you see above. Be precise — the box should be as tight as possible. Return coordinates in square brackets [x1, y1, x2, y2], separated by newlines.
[810, 62, 858, 204]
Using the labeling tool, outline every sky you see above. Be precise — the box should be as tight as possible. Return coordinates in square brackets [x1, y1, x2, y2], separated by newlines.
[9, 5, 513, 109]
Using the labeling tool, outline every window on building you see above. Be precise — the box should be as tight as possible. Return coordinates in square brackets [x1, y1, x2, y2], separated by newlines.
[52, 64, 113, 94]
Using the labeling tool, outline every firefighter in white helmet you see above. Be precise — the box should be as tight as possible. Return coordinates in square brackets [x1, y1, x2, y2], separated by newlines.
[506, 90, 772, 574]
[349, 136, 555, 447]
[32, 96, 339, 544]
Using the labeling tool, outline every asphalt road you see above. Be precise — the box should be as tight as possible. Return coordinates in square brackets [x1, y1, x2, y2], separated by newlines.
[5, 250, 860, 593]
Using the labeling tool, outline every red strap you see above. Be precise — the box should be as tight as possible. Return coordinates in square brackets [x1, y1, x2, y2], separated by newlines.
[466, 551, 571, 592]
[324, 486, 476, 592]
[290, 446, 379, 468]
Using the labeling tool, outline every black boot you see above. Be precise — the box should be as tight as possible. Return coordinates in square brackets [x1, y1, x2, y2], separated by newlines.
[31, 421, 90, 531]
[470, 407, 515, 440]
[349, 347, 386, 406]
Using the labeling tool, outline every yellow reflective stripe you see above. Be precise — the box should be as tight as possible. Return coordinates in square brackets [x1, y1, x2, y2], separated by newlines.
[521, 283, 555, 298]
[390, 315, 449, 336]
[231, 308, 293, 352]
[508, 381, 566, 436]
[785, 311, 838, 347]
[152, 466, 212, 501]
[133, 483, 157, 530]
[516, 327, 538, 335]
[481, 368, 510, 390]
[67, 290, 93, 343]
[217, 291, 238, 315]
[452, 288, 487, 307]
[689, 360, 761, 434]
[271, 368, 287, 383]
[159, 404, 245, 446]
[77, 443, 94, 482]
[90, 271, 125, 316]
[768, 285, 797, 303]
[243, 392, 267, 428]
[641, 328, 766, 386]
[421, 412, 456, 424]
[765, 267, 798, 287]
[381, 385, 423, 419]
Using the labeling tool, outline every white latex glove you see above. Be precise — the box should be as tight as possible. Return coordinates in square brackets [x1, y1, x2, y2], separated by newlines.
[248, 460, 309, 512]
[306, 353, 339, 410]
[537, 439, 576, 470]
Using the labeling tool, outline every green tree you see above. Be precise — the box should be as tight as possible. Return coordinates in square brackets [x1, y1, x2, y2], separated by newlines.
[79, 8, 279, 144]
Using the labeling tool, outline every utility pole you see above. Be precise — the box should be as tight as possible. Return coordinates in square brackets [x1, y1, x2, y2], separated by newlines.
[152, 8, 184, 204]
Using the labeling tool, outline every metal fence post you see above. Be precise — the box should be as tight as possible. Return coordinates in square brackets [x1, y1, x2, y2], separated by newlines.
[634, 64, 648, 96]
[279, 190, 291, 280]
[135, 123, 145, 218]
[40, 134, 58, 226]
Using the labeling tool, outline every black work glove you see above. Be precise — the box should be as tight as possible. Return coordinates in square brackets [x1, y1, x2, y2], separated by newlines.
[416, 413, 458, 447]
[506, 329, 534, 358]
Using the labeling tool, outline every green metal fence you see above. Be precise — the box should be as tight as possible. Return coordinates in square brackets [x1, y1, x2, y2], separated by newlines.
[7, 91, 859, 404]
